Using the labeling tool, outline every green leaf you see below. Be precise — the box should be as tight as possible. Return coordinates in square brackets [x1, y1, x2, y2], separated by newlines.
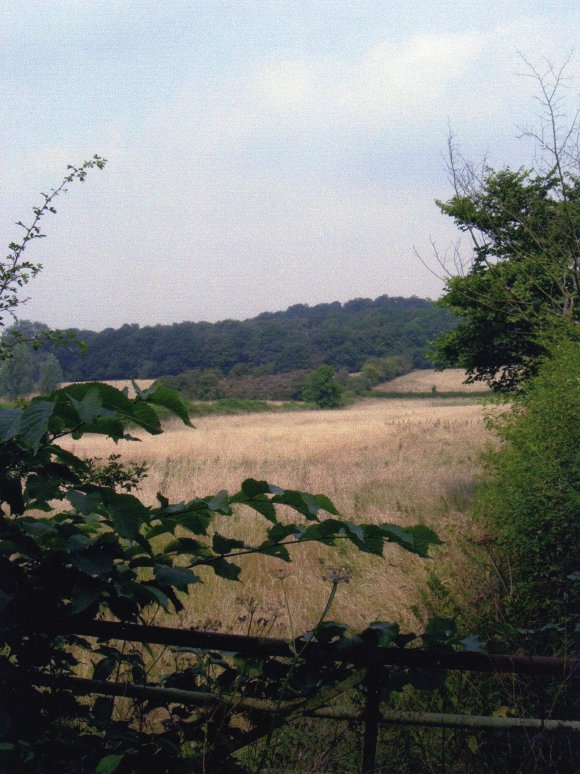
[70, 547, 116, 577]
[67, 490, 101, 515]
[300, 519, 365, 548]
[312, 493, 340, 515]
[422, 616, 457, 647]
[210, 557, 241, 581]
[59, 382, 133, 412]
[93, 657, 116, 681]
[69, 387, 105, 423]
[362, 621, 400, 646]
[378, 523, 442, 557]
[25, 471, 67, 507]
[0, 407, 22, 442]
[256, 543, 291, 561]
[206, 490, 230, 512]
[467, 736, 479, 754]
[0, 705, 11, 736]
[404, 525, 443, 556]
[92, 697, 115, 729]
[212, 533, 245, 554]
[96, 754, 124, 774]
[72, 416, 126, 441]
[358, 524, 386, 556]
[176, 510, 212, 535]
[459, 634, 485, 653]
[145, 521, 176, 540]
[302, 621, 348, 645]
[267, 523, 301, 542]
[272, 490, 321, 520]
[233, 495, 277, 523]
[162, 537, 205, 556]
[70, 586, 103, 614]
[66, 533, 92, 551]
[241, 478, 283, 497]
[105, 493, 149, 539]
[21, 519, 56, 538]
[155, 564, 200, 589]
[18, 400, 55, 452]
[142, 385, 192, 426]
[141, 584, 171, 611]
[130, 400, 162, 434]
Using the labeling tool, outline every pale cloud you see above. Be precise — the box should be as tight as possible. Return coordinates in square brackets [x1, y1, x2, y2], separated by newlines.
[246, 32, 484, 130]
[339, 33, 484, 120]
[257, 61, 316, 114]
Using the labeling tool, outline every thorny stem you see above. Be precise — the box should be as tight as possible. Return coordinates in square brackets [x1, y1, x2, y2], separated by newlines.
[1, 156, 106, 327]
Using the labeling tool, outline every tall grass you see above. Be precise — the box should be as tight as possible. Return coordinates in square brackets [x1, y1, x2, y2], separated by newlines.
[62, 397, 491, 636]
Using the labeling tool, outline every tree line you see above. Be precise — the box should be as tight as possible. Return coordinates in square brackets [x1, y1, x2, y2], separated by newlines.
[30, 295, 456, 382]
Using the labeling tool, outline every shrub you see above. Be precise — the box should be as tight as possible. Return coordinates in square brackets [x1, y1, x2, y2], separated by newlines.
[476, 339, 580, 641]
[302, 365, 343, 408]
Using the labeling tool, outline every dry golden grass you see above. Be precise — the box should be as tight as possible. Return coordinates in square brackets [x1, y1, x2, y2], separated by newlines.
[376, 368, 490, 393]
[62, 397, 492, 638]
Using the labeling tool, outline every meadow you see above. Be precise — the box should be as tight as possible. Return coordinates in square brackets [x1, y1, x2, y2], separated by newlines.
[62, 374, 493, 639]
[377, 368, 491, 393]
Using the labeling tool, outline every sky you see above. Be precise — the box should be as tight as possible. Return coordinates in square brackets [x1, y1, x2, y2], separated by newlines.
[1, 1, 579, 330]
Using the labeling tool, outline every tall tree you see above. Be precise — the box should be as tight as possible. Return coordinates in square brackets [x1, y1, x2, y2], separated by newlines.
[38, 353, 63, 393]
[0, 341, 34, 400]
[431, 58, 579, 390]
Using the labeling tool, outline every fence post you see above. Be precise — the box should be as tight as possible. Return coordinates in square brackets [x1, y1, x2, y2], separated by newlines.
[362, 657, 382, 773]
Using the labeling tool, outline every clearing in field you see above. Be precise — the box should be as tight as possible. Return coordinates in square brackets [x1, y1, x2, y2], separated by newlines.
[63, 394, 492, 637]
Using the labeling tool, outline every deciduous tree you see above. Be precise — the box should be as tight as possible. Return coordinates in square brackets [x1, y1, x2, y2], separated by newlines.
[303, 364, 343, 408]
[38, 352, 63, 393]
[430, 58, 579, 390]
[0, 341, 34, 399]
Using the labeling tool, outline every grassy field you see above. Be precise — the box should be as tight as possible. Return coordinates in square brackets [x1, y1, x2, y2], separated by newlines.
[376, 368, 490, 393]
[62, 388, 493, 638]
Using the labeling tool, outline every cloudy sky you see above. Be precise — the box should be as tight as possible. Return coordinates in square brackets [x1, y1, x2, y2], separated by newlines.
[2, 1, 578, 330]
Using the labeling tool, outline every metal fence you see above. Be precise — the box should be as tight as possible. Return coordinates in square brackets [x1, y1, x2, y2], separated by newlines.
[23, 619, 580, 773]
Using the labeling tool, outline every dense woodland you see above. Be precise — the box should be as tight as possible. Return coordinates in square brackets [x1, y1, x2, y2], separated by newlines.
[39, 295, 455, 381]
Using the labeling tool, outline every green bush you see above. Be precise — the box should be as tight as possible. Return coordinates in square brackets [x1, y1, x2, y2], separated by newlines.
[476, 339, 580, 640]
[302, 365, 343, 408]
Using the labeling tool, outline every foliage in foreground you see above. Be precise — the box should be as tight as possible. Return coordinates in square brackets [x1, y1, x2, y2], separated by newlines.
[0, 379, 448, 771]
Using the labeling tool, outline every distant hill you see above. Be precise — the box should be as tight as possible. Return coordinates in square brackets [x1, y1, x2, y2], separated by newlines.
[48, 295, 456, 381]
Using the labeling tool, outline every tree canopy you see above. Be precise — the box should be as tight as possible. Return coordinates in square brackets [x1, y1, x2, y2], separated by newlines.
[38, 295, 455, 382]
[432, 167, 579, 390]
[431, 60, 579, 390]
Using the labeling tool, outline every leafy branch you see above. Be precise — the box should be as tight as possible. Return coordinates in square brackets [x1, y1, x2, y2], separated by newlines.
[0, 155, 106, 354]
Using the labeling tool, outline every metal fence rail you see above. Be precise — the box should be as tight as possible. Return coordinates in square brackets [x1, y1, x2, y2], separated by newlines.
[19, 619, 580, 773]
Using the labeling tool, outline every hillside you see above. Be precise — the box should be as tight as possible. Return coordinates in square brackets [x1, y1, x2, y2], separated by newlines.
[48, 295, 455, 381]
